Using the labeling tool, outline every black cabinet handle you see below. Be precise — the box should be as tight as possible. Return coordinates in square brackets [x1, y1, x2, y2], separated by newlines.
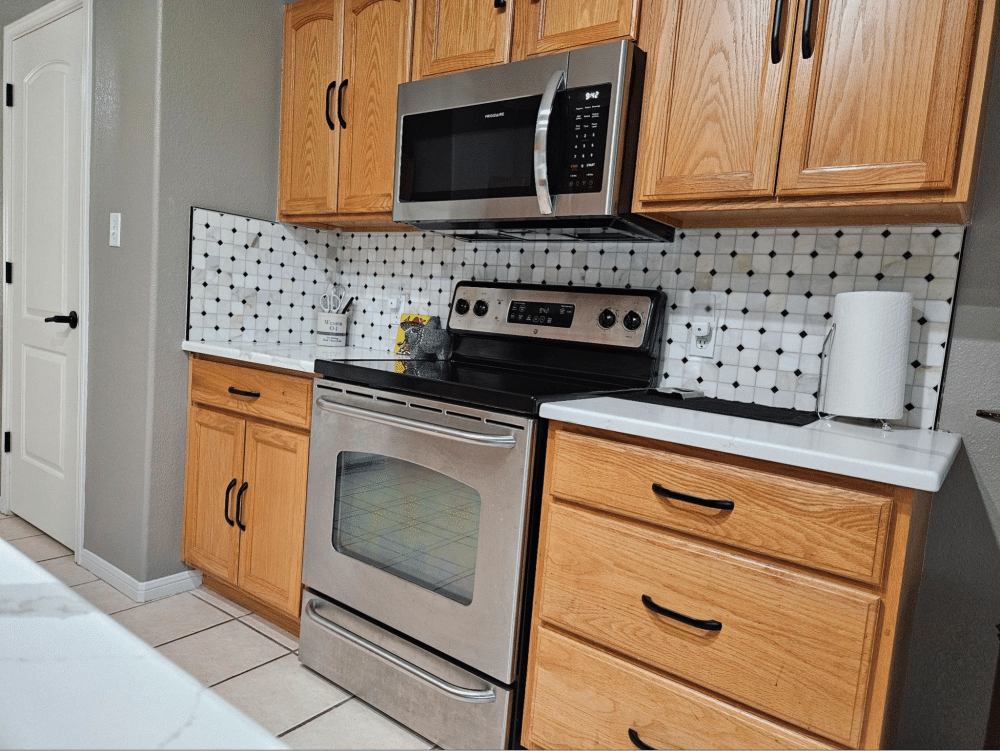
[642, 594, 722, 631]
[651, 483, 734, 511]
[628, 729, 656, 750]
[337, 79, 348, 129]
[494, 0, 506, 8]
[223, 478, 237, 527]
[235, 481, 248, 531]
[44, 311, 79, 329]
[770, 0, 785, 64]
[325, 80, 337, 130]
[228, 386, 261, 398]
[801, 0, 816, 59]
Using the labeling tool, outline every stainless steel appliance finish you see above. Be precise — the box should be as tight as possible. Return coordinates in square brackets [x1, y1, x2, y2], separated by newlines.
[303, 381, 537, 684]
[392, 41, 672, 242]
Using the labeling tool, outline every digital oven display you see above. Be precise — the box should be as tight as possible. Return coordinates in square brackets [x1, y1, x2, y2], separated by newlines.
[507, 301, 575, 328]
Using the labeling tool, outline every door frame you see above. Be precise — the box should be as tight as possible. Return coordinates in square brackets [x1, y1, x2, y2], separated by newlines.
[2, 0, 93, 559]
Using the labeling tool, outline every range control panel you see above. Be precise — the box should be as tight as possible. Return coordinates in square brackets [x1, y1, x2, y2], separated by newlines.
[448, 283, 658, 349]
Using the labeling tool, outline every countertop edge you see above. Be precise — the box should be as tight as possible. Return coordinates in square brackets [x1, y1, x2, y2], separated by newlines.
[182, 341, 318, 374]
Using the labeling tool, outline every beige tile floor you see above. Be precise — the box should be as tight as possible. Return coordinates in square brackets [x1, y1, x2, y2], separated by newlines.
[0, 512, 435, 750]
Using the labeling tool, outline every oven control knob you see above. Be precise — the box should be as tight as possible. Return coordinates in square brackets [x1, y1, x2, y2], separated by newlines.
[473, 300, 490, 317]
[598, 308, 617, 329]
[454, 298, 470, 315]
[623, 311, 643, 331]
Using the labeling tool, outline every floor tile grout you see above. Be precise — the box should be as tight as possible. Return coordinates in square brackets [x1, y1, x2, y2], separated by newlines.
[206, 651, 293, 689]
[275, 700, 350, 739]
[147, 615, 238, 649]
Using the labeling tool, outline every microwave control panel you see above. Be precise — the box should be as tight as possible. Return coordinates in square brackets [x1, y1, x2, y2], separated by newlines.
[559, 83, 612, 194]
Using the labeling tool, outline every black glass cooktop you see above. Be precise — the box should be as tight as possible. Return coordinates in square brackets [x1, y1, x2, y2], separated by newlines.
[617, 389, 819, 426]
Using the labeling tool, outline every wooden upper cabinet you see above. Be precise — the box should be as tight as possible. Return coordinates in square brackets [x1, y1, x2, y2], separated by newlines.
[414, 0, 513, 78]
[777, 0, 980, 195]
[513, 0, 641, 59]
[278, 0, 345, 217]
[339, 0, 415, 213]
[634, 0, 799, 203]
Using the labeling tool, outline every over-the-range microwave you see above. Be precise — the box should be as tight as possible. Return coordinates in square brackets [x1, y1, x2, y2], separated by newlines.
[392, 40, 674, 243]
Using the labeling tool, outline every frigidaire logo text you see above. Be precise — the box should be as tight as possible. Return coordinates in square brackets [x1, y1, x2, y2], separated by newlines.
[484, 112, 505, 119]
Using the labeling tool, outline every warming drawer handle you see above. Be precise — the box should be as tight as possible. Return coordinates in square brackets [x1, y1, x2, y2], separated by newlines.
[651, 483, 734, 511]
[533, 69, 565, 216]
[628, 728, 656, 750]
[316, 397, 517, 448]
[305, 599, 497, 703]
[641, 594, 722, 632]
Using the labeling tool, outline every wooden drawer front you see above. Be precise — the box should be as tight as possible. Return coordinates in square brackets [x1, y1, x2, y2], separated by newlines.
[190, 359, 312, 429]
[523, 626, 827, 750]
[548, 429, 892, 582]
[537, 503, 881, 747]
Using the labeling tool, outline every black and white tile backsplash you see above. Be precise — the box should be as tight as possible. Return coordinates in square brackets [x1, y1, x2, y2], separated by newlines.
[187, 207, 963, 430]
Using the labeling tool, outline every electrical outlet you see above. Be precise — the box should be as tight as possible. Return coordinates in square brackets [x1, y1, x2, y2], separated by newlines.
[109, 213, 121, 247]
[687, 317, 718, 358]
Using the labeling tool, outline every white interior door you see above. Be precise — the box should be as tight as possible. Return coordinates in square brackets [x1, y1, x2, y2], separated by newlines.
[4, 5, 85, 549]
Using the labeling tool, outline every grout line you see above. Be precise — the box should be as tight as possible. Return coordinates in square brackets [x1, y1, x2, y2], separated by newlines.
[147, 616, 237, 650]
[206, 651, 292, 689]
[275, 699, 351, 739]
[236, 612, 299, 651]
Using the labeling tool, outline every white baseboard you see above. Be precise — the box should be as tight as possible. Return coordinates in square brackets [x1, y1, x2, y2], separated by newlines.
[79, 549, 203, 603]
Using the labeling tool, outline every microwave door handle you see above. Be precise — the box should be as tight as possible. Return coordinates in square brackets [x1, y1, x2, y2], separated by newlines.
[533, 69, 565, 215]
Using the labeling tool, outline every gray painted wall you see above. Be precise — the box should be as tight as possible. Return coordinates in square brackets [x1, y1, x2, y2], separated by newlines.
[83, 0, 284, 581]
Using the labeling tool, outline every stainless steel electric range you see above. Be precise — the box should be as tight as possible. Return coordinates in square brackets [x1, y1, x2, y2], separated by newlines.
[298, 282, 665, 749]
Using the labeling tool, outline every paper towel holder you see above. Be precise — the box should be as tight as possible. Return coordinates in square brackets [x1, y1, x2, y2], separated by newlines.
[817, 322, 894, 432]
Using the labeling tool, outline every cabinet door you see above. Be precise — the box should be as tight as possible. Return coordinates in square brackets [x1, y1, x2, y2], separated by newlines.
[777, 0, 979, 195]
[338, 0, 415, 213]
[414, 0, 513, 78]
[278, 0, 345, 217]
[633, 0, 798, 203]
[513, 0, 640, 60]
[182, 406, 245, 586]
[237, 422, 310, 619]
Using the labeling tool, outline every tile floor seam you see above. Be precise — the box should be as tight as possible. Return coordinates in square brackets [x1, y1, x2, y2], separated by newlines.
[147, 616, 238, 649]
[206, 651, 293, 689]
[236, 614, 299, 651]
[274, 701, 347, 739]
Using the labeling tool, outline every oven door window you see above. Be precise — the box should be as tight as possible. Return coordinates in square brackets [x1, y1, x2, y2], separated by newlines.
[332, 452, 480, 606]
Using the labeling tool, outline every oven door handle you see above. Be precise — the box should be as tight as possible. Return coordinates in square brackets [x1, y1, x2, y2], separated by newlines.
[316, 397, 517, 448]
[533, 69, 565, 216]
[305, 599, 497, 703]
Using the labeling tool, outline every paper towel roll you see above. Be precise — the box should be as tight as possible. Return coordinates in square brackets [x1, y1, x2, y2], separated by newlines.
[821, 291, 913, 420]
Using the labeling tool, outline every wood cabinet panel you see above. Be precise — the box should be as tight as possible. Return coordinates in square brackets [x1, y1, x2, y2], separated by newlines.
[634, 0, 798, 202]
[523, 625, 828, 750]
[513, 0, 640, 59]
[182, 406, 244, 585]
[535, 502, 880, 747]
[189, 358, 313, 430]
[338, 0, 414, 213]
[548, 428, 893, 582]
[414, 0, 512, 78]
[278, 0, 345, 217]
[777, 0, 980, 195]
[238, 422, 311, 619]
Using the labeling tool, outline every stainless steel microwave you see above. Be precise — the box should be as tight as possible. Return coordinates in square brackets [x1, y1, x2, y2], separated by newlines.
[392, 41, 674, 243]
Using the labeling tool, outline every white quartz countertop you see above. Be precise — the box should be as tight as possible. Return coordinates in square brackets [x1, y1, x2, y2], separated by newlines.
[0, 539, 286, 750]
[540, 397, 962, 492]
[182, 340, 404, 374]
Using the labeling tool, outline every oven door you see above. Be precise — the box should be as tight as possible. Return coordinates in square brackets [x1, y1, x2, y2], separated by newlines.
[303, 380, 537, 684]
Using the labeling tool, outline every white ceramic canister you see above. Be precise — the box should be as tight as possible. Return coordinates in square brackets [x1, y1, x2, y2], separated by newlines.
[317, 312, 349, 347]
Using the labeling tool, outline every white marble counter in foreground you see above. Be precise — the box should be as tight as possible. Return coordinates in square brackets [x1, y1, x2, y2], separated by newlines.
[0, 539, 285, 750]
[182, 340, 404, 374]
[540, 397, 962, 492]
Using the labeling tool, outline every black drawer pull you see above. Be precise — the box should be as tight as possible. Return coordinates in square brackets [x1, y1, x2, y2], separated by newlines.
[228, 386, 261, 399]
[223, 478, 237, 527]
[642, 594, 722, 631]
[235, 481, 248, 531]
[652, 483, 734, 511]
[628, 728, 656, 750]
[801, 0, 816, 59]
[770, 0, 785, 64]
[337, 78, 348, 129]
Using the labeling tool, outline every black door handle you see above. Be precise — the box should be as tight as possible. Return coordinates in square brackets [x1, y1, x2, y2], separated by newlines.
[337, 79, 348, 129]
[801, 0, 816, 59]
[223, 478, 237, 527]
[628, 729, 656, 750]
[652, 483, 734, 511]
[235, 481, 248, 531]
[325, 80, 337, 130]
[494, 0, 506, 8]
[770, 0, 786, 64]
[44, 311, 78, 329]
[642, 594, 722, 631]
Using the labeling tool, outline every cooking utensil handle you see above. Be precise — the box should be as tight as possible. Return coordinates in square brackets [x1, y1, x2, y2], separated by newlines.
[305, 599, 497, 703]
[223, 478, 237, 527]
[316, 397, 517, 447]
[337, 79, 348, 129]
[651, 483, 734, 511]
[770, 0, 785, 64]
[801, 0, 816, 59]
[325, 80, 337, 130]
[235, 482, 248, 531]
[641, 594, 722, 631]
[533, 69, 565, 216]
[628, 729, 656, 750]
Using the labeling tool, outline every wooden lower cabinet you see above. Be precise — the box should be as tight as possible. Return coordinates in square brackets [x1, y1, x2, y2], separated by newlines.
[522, 421, 932, 750]
[182, 357, 312, 634]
